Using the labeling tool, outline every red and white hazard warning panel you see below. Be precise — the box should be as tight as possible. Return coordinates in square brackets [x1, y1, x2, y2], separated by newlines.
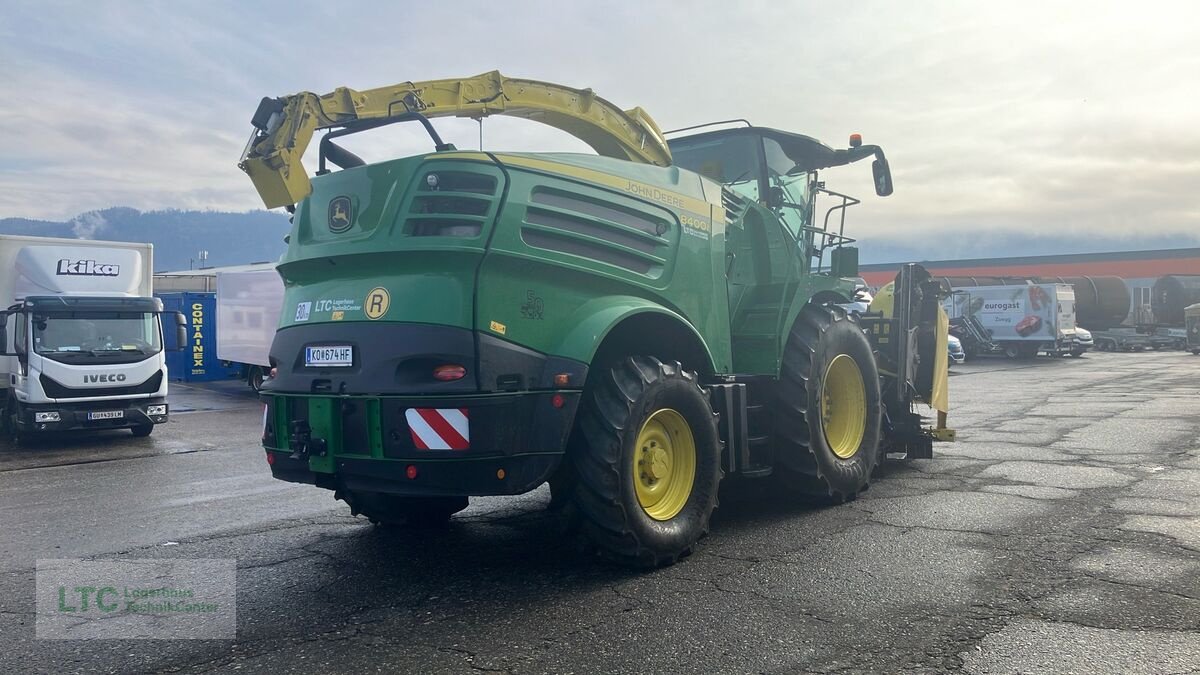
[405, 408, 470, 450]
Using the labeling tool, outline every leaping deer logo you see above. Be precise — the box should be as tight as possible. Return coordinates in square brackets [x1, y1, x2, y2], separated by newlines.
[328, 197, 352, 232]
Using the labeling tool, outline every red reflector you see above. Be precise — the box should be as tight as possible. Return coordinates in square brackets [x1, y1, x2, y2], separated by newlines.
[265, 452, 275, 466]
[433, 364, 466, 381]
[552, 393, 565, 409]
[405, 464, 419, 480]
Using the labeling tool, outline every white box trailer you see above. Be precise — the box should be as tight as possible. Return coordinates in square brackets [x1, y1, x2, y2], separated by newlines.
[0, 234, 186, 441]
[944, 283, 1079, 359]
[216, 268, 284, 391]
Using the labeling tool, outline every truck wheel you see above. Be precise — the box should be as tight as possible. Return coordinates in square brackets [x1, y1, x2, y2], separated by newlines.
[343, 491, 468, 528]
[4, 397, 25, 447]
[131, 424, 154, 438]
[774, 304, 881, 501]
[248, 367, 265, 392]
[571, 356, 722, 568]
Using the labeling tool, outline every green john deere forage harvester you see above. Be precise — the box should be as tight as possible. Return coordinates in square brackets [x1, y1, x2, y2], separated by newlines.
[239, 72, 953, 567]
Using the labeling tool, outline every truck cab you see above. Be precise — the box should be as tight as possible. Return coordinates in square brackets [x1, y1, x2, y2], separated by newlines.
[0, 237, 186, 442]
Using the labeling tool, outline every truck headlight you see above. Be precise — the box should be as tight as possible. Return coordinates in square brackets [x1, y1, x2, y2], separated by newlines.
[34, 412, 61, 423]
[146, 405, 168, 416]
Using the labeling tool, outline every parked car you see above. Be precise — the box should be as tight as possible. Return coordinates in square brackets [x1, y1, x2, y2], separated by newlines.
[948, 334, 966, 365]
[1071, 327, 1093, 356]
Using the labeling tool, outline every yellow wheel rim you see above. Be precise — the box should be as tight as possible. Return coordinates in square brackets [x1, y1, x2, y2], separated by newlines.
[633, 408, 696, 521]
[821, 354, 867, 459]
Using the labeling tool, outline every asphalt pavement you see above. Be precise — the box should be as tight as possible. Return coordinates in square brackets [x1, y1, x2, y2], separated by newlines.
[1, 352, 1197, 674]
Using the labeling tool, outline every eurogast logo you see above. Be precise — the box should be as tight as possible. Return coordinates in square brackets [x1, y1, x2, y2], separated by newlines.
[983, 301, 1021, 312]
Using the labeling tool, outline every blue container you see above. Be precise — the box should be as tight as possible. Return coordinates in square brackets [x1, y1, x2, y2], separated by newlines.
[157, 292, 240, 382]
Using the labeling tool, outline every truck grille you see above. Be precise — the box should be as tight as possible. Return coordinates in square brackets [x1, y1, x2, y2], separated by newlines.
[40, 371, 163, 399]
[520, 188, 670, 276]
[404, 171, 498, 238]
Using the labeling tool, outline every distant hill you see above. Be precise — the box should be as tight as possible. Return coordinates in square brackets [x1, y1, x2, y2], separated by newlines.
[0, 208, 290, 272]
[3, 207, 1197, 270]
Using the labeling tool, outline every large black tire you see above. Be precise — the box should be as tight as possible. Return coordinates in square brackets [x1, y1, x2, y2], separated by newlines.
[570, 356, 722, 568]
[774, 304, 882, 501]
[130, 424, 154, 438]
[342, 491, 468, 528]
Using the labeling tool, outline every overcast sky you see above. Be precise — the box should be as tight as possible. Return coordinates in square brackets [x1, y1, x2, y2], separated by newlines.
[2, 1, 1198, 245]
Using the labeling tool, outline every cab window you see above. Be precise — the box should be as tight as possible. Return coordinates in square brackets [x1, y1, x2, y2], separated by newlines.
[764, 137, 812, 238]
[669, 134, 761, 202]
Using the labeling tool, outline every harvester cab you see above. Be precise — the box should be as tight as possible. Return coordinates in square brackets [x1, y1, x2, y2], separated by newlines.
[238, 72, 951, 568]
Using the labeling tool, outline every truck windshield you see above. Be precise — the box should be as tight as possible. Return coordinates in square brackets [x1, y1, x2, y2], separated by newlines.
[33, 311, 162, 362]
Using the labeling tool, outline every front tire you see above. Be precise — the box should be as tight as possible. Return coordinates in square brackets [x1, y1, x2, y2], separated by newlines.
[130, 424, 154, 437]
[4, 396, 25, 447]
[571, 356, 722, 568]
[774, 304, 882, 501]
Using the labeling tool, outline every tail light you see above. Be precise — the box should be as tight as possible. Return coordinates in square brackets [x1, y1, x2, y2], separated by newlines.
[433, 364, 466, 381]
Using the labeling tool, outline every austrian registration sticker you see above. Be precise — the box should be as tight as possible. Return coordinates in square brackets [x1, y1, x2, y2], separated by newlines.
[304, 345, 353, 367]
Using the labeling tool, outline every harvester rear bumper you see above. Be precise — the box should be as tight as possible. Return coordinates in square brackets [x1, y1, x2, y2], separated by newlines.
[263, 390, 580, 497]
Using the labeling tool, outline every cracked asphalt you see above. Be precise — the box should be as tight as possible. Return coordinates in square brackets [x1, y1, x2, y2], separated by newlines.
[1, 353, 1197, 674]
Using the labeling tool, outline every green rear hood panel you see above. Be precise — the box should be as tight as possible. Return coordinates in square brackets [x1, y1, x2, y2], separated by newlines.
[277, 150, 731, 372]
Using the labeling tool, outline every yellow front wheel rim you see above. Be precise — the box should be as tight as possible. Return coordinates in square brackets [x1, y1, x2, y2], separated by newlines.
[821, 354, 867, 459]
[633, 408, 696, 521]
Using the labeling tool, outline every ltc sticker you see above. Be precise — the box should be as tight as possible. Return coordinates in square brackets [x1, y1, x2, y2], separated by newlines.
[364, 287, 390, 320]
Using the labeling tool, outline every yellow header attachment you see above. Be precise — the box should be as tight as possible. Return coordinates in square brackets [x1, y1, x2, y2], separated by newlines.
[238, 70, 672, 208]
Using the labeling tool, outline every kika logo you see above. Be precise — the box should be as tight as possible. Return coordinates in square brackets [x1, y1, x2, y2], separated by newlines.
[57, 259, 121, 277]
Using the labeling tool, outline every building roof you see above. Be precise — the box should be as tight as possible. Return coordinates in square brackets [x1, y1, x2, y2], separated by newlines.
[859, 247, 1200, 286]
[154, 261, 277, 277]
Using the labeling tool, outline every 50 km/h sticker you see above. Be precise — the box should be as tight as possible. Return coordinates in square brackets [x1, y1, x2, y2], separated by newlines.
[364, 287, 390, 320]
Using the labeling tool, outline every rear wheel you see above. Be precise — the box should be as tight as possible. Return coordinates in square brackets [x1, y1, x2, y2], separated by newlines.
[248, 366, 265, 392]
[1004, 344, 1039, 360]
[570, 356, 722, 568]
[774, 304, 881, 501]
[343, 491, 468, 528]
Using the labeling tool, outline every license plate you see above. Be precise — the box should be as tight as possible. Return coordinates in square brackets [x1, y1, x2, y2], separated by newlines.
[88, 410, 124, 420]
[305, 345, 353, 367]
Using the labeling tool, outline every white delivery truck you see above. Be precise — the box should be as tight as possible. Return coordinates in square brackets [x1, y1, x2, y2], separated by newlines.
[944, 283, 1079, 359]
[0, 235, 186, 441]
[216, 268, 284, 391]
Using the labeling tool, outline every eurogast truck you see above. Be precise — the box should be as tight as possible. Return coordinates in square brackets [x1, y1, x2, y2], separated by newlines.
[944, 283, 1078, 359]
[0, 235, 187, 442]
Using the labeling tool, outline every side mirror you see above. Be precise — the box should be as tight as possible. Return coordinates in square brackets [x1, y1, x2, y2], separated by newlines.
[0, 311, 9, 356]
[767, 186, 785, 208]
[872, 157, 894, 197]
[171, 311, 187, 352]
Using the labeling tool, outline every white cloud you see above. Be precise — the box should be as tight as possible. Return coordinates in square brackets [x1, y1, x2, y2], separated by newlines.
[0, 0, 1197, 248]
